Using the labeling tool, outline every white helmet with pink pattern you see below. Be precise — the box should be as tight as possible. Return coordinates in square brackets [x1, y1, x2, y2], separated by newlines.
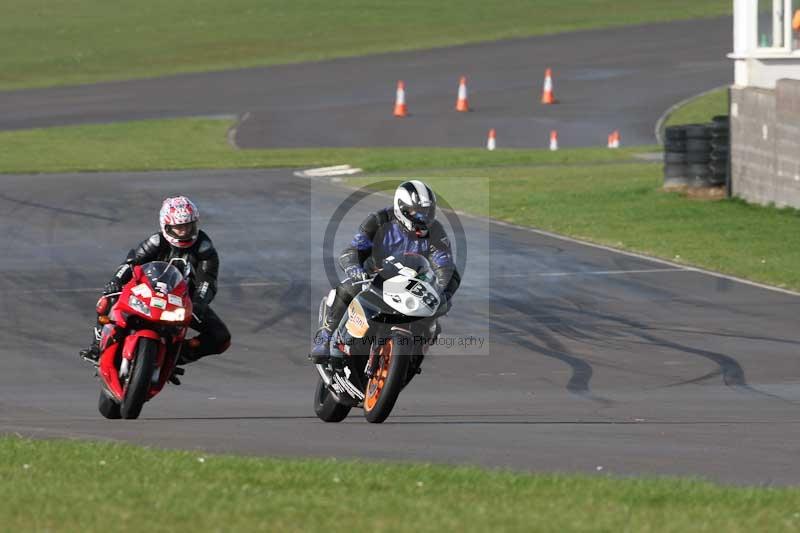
[159, 196, 199, 248]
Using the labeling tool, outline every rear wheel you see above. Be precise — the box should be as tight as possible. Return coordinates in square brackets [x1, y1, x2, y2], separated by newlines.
[313, 377, 351, 422]
[120, 338, 158, 419]
[98, 389, 121, 419]
[363, 333, 412, 424]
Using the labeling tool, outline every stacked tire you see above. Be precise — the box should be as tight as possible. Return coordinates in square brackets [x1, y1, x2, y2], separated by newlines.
[708, 115, 729, 186]
[663, 125, 690, 189]
[663, 118, 729, 189]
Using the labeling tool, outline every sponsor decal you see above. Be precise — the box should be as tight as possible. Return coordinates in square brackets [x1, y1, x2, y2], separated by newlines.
[345, 299, 369, 338]
[132, 284, 152, 298]
[167, 294, 183, 306]
[150, 297, 167, 310]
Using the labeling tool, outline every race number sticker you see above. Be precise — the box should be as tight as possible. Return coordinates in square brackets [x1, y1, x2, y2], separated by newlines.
[405, 281, 439, 309]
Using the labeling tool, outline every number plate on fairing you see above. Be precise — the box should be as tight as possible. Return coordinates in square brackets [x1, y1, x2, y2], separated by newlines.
[382, 275, 439, 317]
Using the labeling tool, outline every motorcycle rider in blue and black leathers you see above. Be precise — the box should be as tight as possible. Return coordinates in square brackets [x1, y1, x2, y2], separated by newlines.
[310, 180, 460, 365]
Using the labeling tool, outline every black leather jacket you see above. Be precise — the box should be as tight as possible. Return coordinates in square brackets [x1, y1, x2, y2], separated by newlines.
[109, 230, 219, 312]
[339, 208, 461, 302]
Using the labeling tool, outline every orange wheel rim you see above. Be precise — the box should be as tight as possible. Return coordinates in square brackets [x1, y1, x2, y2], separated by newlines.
[364, 340, 392, 411]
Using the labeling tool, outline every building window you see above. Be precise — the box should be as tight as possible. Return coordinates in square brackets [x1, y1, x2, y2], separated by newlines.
[793, 0, 800, 49]
[759, 0, 785, 48]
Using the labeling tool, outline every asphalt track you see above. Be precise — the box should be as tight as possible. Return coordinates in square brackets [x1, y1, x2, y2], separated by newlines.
[0, 18, 731, 147]
[2, 168, 800, 486]
[4, 17, 800, 487]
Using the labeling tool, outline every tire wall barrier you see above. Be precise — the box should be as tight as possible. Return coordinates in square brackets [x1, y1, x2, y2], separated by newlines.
[663, 117, 729, 190]
[731, 80, 800, 208]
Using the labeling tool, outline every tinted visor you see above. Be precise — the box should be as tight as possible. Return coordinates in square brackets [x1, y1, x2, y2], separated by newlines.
[165, 221, 198, 243]
[400, 204, 434, 231]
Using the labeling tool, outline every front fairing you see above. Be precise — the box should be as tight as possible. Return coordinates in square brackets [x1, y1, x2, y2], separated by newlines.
[114, 265, 193, 327]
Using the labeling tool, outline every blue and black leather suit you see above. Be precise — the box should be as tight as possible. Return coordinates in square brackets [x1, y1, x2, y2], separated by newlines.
[324, 207, 461, 334]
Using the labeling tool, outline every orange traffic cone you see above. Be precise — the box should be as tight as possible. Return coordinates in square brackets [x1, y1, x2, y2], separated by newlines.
[549, 130, 559, 151]
[607, 130, 620, 148]
[393, 81, 408, 117]
[456, 76, 470, 112]
[541, 68, 556, 104]
[487, 128, 496, 151]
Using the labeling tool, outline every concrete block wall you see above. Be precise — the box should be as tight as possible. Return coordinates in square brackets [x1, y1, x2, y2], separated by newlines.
[731, 79, 800, 208]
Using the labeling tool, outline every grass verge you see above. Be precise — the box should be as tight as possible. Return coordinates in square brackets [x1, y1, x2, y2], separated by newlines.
[664, 88, 729, 127]
[1, 1, 732, 90]
[3, 436, 800, 532]
[0, 117, 650, 174]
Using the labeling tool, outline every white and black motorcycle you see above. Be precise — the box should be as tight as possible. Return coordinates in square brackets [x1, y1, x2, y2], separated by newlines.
[313, 254, 442, 423]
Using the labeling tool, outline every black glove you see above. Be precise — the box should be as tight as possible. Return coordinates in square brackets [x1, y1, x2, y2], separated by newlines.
[103, 279, 122, 295]
[345, 265, 369, 283]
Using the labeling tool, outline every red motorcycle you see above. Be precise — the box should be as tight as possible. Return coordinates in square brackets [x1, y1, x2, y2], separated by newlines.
[94, 259, 193, 419]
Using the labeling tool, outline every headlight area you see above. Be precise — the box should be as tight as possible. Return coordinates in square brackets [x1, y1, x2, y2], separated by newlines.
[160, 308, 186, 322]
[128, 295, 152, 317]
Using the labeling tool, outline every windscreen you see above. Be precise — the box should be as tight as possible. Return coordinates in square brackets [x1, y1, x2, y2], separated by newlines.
[141, 261, 184, 293]
[379, 254, 436, 285]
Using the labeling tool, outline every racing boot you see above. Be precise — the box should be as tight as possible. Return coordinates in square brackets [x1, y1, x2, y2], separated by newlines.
[79, 327, 102, 363]
[309, 327, 333, 364]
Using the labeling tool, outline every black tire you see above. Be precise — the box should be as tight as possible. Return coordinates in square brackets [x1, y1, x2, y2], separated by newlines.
[690, 175, 714, 188]
[686, 139, 711, 152]
[685, 124, 711, 140]
[664, 152, 687, 164]
[663, 164, 688, 178]
[664, 125, 687, 141]
[120, 338, 158, 419]
[363, 332, 412, 424]
[686, 151, 711, 164]
[688, 164, 712, 179]
[664, 139, 687, 152]
[711, 115, 729, 131]
[711, 141, 728, 151]
[708, 175, 726, 187]
[710, 141, 729, 153]
[98, 390, 121, 419]
[710, 125, 729, 137]
[313, 377, 351, 422]
[709, 151, 728, 163]
[709, 162, 728, 175]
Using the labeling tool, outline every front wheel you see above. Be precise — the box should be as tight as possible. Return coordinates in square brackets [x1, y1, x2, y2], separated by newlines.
[313, 377, 351, 422]
[120, 338, 158, 419]
[363, 332, 412, 424]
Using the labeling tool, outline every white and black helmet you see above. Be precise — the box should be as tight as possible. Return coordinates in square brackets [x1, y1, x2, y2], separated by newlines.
[394, 180, 436, 237]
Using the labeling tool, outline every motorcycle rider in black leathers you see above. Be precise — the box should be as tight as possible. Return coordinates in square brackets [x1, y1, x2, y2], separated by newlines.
[310, 180, 460, 364]
[80, 196, 231, 366]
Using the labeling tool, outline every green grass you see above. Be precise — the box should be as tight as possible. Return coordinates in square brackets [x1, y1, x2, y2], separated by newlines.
[351, 165, 800, 291]
[3, 436, 800, 532]
[0, 117, 651, 174]
[1, 1, 732, 90]
[664, 88, 729, 127]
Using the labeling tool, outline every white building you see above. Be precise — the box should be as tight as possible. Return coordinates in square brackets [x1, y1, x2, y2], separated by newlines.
[731, 0, 800, 87]
[730, 0, 800, 207]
